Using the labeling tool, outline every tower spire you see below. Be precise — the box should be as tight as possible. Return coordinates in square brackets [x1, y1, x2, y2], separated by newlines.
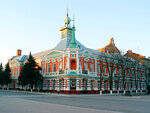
[67, 8, 69, 17]
[60, 10, 72, 39]
[64, 8, 71, 27]
[69, 16, 77, 48]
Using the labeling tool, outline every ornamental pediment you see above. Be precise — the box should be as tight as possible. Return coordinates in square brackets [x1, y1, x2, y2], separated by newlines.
[83, 50, 91, 54]
[47, 50, 63, 57]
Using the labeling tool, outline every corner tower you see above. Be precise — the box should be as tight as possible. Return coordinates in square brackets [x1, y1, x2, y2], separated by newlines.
[60, 9, 73, 39]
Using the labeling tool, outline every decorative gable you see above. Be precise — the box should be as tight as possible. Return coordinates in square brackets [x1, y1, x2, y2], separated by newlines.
[85, 51, 89, 54]
[84, 50, 91, 54]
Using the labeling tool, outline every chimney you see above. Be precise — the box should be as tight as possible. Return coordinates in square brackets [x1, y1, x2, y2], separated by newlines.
[17, 49, 22, 56]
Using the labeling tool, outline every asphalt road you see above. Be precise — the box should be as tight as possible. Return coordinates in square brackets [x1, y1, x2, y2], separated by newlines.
[0, 90, 150, 113]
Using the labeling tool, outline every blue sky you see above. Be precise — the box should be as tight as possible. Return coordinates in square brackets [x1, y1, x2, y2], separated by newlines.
[0, 0, 150, 65]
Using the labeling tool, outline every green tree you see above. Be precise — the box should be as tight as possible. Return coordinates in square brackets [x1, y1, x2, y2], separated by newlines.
[0, 63, 4, 88]
[18, 52, 43, 91]
[3, 62, 11, 89]
[18, 63, 31, 87]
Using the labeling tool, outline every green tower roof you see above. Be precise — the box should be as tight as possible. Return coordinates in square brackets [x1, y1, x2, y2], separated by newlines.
[69, 18, 77, 48]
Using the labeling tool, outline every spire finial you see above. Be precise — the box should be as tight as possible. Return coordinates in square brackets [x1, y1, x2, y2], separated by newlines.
[67, 8, 69, 17]
[72, 16, 75, 27]
[69, 16, 77, 48]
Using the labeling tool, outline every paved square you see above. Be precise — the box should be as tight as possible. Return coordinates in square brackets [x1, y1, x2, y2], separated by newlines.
[0, 90, 150, 113]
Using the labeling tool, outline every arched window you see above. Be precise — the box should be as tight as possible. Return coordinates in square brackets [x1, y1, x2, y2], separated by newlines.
[70, 60, 76, 70]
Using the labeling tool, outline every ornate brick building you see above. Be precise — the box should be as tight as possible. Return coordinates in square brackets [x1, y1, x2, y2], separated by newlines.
[8, 12, 148, 94]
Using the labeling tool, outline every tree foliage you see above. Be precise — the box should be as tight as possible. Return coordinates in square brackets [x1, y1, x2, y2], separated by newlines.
[3, 62, 11, 85]
[0, 63, 4, 86]
[18, 52, 43, 89]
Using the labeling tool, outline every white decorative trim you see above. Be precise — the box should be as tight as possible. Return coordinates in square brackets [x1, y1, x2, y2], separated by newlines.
[63, 54, 65, 70]
[77, 50, 79, 74]
[52, 59, 56, 62]
[57, 59, 62, 62]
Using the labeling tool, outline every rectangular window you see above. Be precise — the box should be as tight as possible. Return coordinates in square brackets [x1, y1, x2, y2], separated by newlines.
[132, 83, 134, 89]
[46, 80, 50, 89]
[97, 65, 100, 74]
[53, 80, 55, 89]
[83, 63, 88, 74]
[84, 63, 88, 71]
[103, 65, 106, 74]
[53, 64, 56, 72]
[79, 62, 82, 70]
[59, 63, 62, 71]
[42, 66, 45, 74]
[47, 64, 50, 73]
[98, 81, 100, 90]
[115, 81, 117, 89]
[90, 80, 94, 90]
[104, 81, 107, 90]
[90, 64, 94, 72]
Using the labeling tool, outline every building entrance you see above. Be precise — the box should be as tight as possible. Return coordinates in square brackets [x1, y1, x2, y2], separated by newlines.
[70, 79, 76, 90]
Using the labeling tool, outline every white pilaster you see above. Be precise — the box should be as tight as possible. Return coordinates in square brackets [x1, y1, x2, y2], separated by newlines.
[18, 65, 20, 77]
[68, 51, 70, 73]
[76, 78, 82, 91]
[64, 78, 70, 91]
[57, 79, 60, 91]
[45, 58, 47, 74]
[95, 57, 97, 76]
[77, 51, 79, 74]
[63, 54, 65, 70]
[87, 79, 90, 90]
